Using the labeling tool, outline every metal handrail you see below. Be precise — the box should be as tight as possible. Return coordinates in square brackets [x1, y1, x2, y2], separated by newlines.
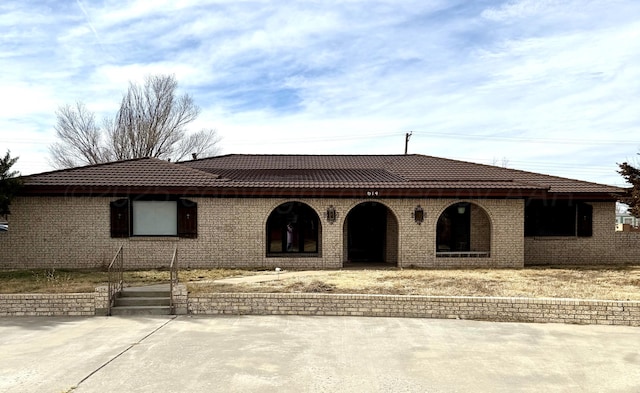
[169, 246, 178, 314]
[107, 244, 124, 316]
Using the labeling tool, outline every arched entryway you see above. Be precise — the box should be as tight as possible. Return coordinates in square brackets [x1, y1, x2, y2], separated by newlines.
[343, 202, 398, 265]
[436, 202, 491, 257]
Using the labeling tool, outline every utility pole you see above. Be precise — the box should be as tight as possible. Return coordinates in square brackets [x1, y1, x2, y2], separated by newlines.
[404, 132, 412, 155]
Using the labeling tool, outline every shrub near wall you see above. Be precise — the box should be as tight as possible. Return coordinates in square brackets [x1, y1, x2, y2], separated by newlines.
[189, 293, 640, 327]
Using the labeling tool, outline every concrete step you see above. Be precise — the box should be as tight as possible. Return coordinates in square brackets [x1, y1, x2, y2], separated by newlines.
[115, 296, 170, 307]
[119, 290, 170, 298]
[110, 284, 173, 316]
[111, 306, 172, 316]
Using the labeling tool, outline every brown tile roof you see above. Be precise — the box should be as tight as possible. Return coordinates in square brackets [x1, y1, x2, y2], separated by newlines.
[24, 157, 224, 188]
[204, 169, 407, 183]
[21, 154, 622, 197]
[182, 154, 622, 194]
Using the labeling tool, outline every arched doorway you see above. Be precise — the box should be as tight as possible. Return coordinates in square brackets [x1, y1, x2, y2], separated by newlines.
[436, 202, 491, 257]
[344, 202, 398, 265]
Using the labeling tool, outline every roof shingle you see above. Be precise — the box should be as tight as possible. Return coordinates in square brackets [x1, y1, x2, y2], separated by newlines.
[24, 157, 223, 188]
[182, 154, 622, 194]
[21, 154, 622, 196]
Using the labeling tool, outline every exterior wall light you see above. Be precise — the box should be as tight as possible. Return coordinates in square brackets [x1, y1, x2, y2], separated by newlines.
[326, 205, 337, 224]
[413, 205, 424, 224]
[457, 204, 467, 215]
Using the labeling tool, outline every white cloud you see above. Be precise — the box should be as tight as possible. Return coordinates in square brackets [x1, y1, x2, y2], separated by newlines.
[0, 0, 637, 188]
[481, 0, 565, 21]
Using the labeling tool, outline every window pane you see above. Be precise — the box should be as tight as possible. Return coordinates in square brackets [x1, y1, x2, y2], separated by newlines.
[525, 200, 576, 236]
[133, 201, 177, 236]
[269, 227, 283, 252]
[267, 202, 319, 255]
[303, 237, 317, 252]
[436, 204, 470, 252]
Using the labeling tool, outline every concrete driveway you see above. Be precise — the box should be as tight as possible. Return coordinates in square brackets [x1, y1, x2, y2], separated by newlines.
[1, 315, 639, 393]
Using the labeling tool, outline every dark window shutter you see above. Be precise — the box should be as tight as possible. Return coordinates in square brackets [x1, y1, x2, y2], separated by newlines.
[577, 203, 593, 237]
[110, 199, 130, 238]
[178, 199, 197, 238]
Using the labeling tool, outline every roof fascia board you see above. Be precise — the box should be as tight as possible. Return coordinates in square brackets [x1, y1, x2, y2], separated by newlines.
[18, 185, 620, 201]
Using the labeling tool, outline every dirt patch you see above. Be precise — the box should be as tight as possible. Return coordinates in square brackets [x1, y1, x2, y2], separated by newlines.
[286, 280, 337, 293]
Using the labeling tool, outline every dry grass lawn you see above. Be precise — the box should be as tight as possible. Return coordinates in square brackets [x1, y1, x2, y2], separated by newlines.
[0, 268, 254, 294]
[1, 266, 639, 301]
[188, 266, 640, 301]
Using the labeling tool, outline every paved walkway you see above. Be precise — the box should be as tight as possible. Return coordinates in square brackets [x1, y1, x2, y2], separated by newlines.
[212, 269, 335, 284]
[210, 265, 398, 285]
[1, 315, 639, 392]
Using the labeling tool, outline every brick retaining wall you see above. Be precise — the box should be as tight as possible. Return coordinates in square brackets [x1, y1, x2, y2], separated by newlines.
[0, 293, 96, 316]
[0, 284, 184, 317]
[188, 293, 640, 327]
[3, 290, 639, 327]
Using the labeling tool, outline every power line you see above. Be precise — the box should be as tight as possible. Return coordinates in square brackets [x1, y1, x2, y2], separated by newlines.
[4, 130, 635, 179]
[230, 131, 399, 145]
[4, 129, 638, 147]
[225, 129, 639, 147]
[412, 130, 639, 146]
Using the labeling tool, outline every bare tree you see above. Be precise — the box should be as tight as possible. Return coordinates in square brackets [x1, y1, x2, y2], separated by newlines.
[50, 102, 109, 168]
[50, 74, 221, 168]
[174, 128, 222, 162]
[490, 156, 510, 168]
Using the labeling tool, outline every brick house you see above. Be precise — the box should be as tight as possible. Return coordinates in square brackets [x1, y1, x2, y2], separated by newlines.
[1, 154, 636, 270]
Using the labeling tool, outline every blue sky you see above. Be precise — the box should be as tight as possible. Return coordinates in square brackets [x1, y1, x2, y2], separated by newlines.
[1, 0, 639, 187]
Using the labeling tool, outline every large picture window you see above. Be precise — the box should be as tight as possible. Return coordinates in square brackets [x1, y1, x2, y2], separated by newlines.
[525, 200, 592, 237]
[437, 204, 470, 252]
[132, 201, 177, 236]
[267, 202, 320, 255]
[110, 198, 197, 238]
[436, 202, 491, 257]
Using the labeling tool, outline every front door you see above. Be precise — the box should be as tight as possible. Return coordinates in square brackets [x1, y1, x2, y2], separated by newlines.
[347, 202, 387, 262]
